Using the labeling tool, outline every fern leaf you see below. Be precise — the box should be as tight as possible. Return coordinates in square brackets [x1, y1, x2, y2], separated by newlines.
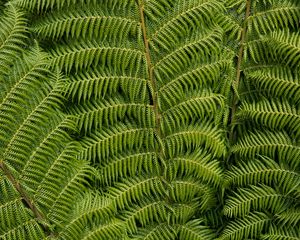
[170, 150, 223, 186]
[153, 27, 223, 81]
[80, 123, 156, 163]
[165, 121, 226, 158]
[248, 2, 300, 34]
[32, 5, 139, 41]
[121, 200, 168, 234]
[275, 208, 300, 228]
[224, 184, 290, 218]
[98, 151, 159, 186]
[158, 55, 230, 106]
[147, 0, 224, 51]
[57, 192, 119, 240]
[51, 40, 144, 73]
[245, 66, 300, 103]
[219, 212, 271, 240]
[107, 176, 165, 210]
[225, 157, 300, 192]
[132, 223, 177, 240]
[0, 4, 27, 77]
[68, 96, 154, 133]
[261, 225, 300, 240]
[178, 219, 217, 240]
[238, 99, 300, 136]
[232, 130, 300, 169]
[161, 90, 224, 127]
[66, 67, 148, 103]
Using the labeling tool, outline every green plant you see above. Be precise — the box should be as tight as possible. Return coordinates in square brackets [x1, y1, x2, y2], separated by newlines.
[0, 0, 299, 239]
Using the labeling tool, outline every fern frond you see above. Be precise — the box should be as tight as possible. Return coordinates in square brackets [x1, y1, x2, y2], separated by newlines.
[68, 96, 154, 133]
[248, 1, 300, 34]
[238, 99, 300, 136]
[219, 212, 270, 240]
[0, 46, 51, 142]
[165, 121, 226, 158]
[0, 177, 45, 240]
[161, 89, 224, 124]
[121, 200, 168, 234]
[261, 225, 300, 240]
[153, 27, 223, 81]
[32, 5, 139, 41]
[72, 219, 125, 240]
[80, 123, 155, 163]
[224, 184, 290, 218]
[178, 219, 216, 240]
[132, 223, 177, 240]
[158, 55, 230, 105]
[232, 130, 300, 168]
[225, 157, 300, 192]
[147, 0, 224, 51]
[170, 202, 199, 224]
[57, 192, 118, 240]
[275, 207, 300, 228]
[16, 0, 134, 12]
[247, 29, 300, 66]
[98, 151, 159, 186]
[51, 39, 144, 73]
[67, 67, 148, 103]
[0, 4, 27, 77]
[107, 176, 165, 210]
[269, 29, 300, 67]
[169, 178, 215, 209]
[245, 66, 300, 103]
[217, 13, 242, 41]
[170, 150, 223, 186]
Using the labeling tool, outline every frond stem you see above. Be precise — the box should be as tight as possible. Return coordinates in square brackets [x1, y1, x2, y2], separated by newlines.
[0, 160, 51, 234]
[228, 0, 252, 148]
[137, 0, 163, 145]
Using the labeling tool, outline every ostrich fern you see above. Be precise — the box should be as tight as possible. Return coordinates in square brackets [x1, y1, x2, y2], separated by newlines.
[0, 0, 299, 239]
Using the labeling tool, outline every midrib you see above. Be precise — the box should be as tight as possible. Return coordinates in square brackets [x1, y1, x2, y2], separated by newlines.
[228, 0, 252, 148]
[137, 0, 164, 153]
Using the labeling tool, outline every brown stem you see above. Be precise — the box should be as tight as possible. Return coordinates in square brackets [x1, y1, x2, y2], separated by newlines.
[137, 0, 163, 144]
[228, 0, 252, 145]
[0, 160, 50, 233]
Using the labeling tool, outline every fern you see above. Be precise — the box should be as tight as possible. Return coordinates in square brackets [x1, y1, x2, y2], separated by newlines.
[1, 0, 299, 239]
[20, 0, 230, 238]
[222, 0, 300, 238]
[219, 212, 271, 240]
[0, 4, 125, 239]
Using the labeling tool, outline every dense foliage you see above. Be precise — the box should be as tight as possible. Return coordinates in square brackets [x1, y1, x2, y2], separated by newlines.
[0, 0, 299, 239]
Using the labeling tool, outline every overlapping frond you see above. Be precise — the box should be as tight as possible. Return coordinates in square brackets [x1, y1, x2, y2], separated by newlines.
[221, 0, 300, 238]
[170, 150, 223, 186]
[178, 219, 217, 240]
[0, 9, 125, 237]
[276, 208, 300, 227]
[165, 121, 226, 158]
[224, 184, 290, 218]
[0, 4, 27, 78]
[23, 0, 229, 237]
[232, 130, 300, 167]
[261, 225, 300, 240]
[121, 199, 168, 234]
[32, 4, 139, 41]
[51, 40, 144, 73]
[8, 0, 299, 238]
[224, 157, 300, 192]
[238, 100, 300, 136]
[219, 212, 271, 240]
[245, 67, 300, 103]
